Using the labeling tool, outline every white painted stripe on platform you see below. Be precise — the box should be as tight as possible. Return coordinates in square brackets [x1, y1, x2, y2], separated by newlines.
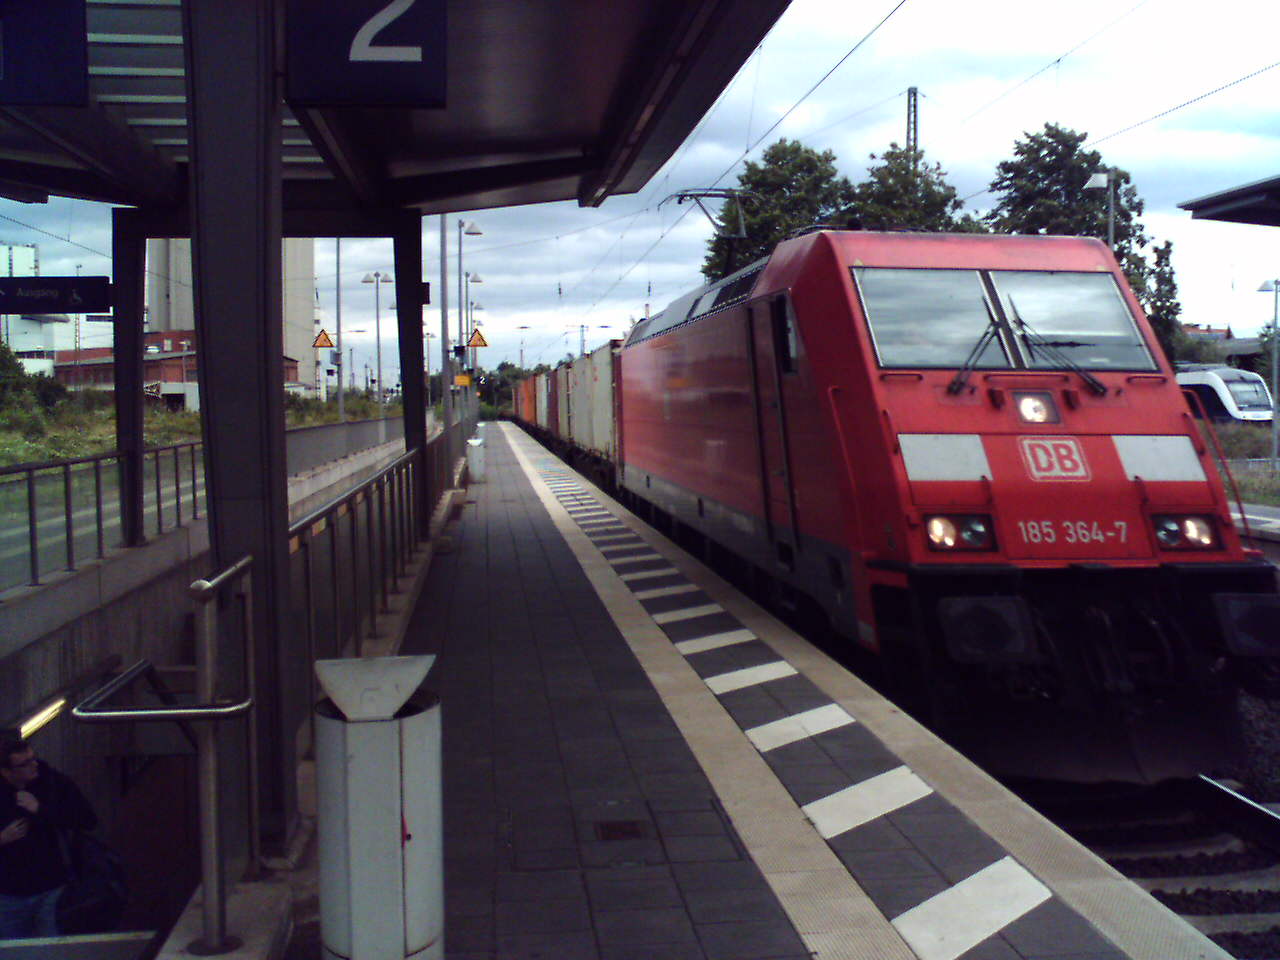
[705, 661, 797, 694]
[619, 567, 680, 582]
[580, 519, 624, 528]
[746, 703, 856, 753]
[801, 766, 932, 839]
[569, 510, 610, 518]
[634, 583, 700, 601]
[611, 553, 663, 564]
[674, 629, 755, 655]
[591, 535, 639, 545]
[891, 857, 1051, 960]
[652, 603, 724, 624]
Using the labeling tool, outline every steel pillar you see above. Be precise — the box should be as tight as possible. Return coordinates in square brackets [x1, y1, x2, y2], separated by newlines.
[110, 210, 146, 547]
[393, 215, 429, 536]
[183, 0, 292, 845]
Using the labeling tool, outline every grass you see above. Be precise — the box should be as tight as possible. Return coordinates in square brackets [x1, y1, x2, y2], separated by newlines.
[0, 389, 407, 468]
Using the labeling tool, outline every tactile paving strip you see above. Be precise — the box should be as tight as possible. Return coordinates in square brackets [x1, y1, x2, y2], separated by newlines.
[515, 431, 1145, 960]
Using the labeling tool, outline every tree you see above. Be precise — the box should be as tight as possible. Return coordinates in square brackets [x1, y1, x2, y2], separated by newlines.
[1145, 240, 1182, 361]
[845, 143, 983, 233]
[985, 123, 1148, 274]
[985, 122, 1191, 363]
[702, 138, 855, 281]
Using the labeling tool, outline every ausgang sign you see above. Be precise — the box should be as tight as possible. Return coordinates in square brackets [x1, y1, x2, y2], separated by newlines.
[285, 0, 446, 107]
[0, 276, 111, 313]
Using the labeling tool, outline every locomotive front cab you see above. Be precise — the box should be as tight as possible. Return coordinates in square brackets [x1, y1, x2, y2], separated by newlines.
[833, 235, 1280, 780]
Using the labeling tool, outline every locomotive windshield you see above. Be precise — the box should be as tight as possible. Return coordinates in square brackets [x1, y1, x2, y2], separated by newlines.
[853, 268, 1008, 368]
[854, 267, 1156, 371]
[1224, 373, 1272, 411]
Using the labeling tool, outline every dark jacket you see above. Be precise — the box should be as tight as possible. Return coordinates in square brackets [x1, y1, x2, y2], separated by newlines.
[0, 760, 98, 897]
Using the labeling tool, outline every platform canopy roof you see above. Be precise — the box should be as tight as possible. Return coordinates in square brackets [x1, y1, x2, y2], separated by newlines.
[0, 0, 789, 213]
[1179, 175, 1280, 227]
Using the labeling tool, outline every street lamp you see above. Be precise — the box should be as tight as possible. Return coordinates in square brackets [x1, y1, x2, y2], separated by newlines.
[1258, 279, 1280, 470]
[1084, 169, 1116, 252]
[362, 271, 393, 413]
[518, 325, 530, 369]
[457, 220, 482, 349]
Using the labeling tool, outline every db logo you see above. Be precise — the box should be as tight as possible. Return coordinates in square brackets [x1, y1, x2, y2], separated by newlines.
[1019, 437, 1091, 481]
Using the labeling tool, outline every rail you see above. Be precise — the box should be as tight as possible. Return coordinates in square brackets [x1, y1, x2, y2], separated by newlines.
[73, 554, 257, 956]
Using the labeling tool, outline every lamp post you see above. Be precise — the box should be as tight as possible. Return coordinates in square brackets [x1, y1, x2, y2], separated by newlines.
[469, 300, 483, 369]
[518, 325, 530, 369]
[457, 220, 482, 351]
[1084, 169, 1116, 251]
[362, 271, 392, 413]
[1258, 279, 1280, 470]
[335, 239, 344, 422]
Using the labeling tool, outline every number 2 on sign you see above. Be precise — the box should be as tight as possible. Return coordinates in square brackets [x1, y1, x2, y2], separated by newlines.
[351, 0, 423, 62]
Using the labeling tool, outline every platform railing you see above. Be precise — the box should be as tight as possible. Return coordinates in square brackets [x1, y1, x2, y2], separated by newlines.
[73, 555, 257, 956]
[0, 441, 204, 592]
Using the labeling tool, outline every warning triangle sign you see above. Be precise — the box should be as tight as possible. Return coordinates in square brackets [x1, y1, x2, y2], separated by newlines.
[466, 328, 488, 348]
[312, 329, 334, 348]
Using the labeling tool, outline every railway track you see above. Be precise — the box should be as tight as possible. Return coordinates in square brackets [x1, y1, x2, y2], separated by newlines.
[1021, 775, 1280, 960]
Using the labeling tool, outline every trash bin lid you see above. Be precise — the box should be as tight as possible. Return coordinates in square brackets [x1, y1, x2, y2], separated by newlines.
[315, 655, 436, 722]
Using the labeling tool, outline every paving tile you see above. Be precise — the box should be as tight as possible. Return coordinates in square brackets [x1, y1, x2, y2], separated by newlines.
[663, 834, 740, 863]
[682, 641, 792, 680]
[759, 674, 834, 713]
[910, 825, 1008, 884]
[640, 591, 712, 614]
[579, 836, 668, 868]
[448, 914, 495, 952]
[661, 612, 746, 644]
[585, 866, 684, 911]
[672, 860, 768, 893]
[594, 907, 698, 948]
[695, 919, 808, 960]
[852, 872, 951, 919]
[655, 810, 726, 838]
[956, 937, 1023, 960]
[999, 899, 1120, 957]
[825, 816, 914, 853]
[496, 870, 585, 903]
[837, 846, 939, 884]
[599, 944, 707, 960]
[494, 930, 599, 960]
[682, 884, 790, 925]
[495, 898, 592, 936]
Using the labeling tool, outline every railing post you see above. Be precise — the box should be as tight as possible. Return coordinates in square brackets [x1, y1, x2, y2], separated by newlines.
[63, 463, 75, 571]
[190, 579, 232, 954]
[27, 469, 40, 586]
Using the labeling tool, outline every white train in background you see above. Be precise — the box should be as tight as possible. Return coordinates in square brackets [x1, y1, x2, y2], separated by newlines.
[1176, 364, 1274, 423]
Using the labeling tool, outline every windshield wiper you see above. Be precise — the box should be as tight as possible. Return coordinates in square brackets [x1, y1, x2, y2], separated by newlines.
[1007, 297, 1107, 396]
[947, 298, 1002, 395]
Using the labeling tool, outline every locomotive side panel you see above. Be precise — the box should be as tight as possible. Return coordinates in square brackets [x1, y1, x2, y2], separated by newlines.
[621, 304, 770, 566]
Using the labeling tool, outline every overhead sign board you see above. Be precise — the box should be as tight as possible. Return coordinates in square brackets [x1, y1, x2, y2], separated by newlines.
[454, 374, 471, 387]
[285, 0, 446, 107]
[0, 0, 89, 106]
[0, 276, 111, 313]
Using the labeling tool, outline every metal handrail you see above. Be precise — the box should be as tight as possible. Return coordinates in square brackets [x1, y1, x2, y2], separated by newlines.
[72, 553, 257, 957]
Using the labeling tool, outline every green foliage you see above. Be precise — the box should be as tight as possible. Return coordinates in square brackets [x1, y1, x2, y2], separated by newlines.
[702, 138, 855, 281]
[984, 122, 1189, 363]
[0, 341, 28, 405]
[844, 143, 983, 233]
[1145, 240, 1182, 361]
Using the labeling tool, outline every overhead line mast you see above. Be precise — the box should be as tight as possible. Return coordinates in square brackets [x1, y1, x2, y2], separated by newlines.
[906, 85, 918, 171]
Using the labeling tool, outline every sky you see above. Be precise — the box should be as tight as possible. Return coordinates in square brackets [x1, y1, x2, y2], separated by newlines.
[5, 0, 1280, 384]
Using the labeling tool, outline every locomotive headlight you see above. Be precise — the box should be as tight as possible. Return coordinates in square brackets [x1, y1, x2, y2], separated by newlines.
[926, 515, 995, 551]
[1152, 514, 1218, 549]
[1181, 516, 1215, 547]
[927, 516, 958, 548]
[1014, 391, 1059, 424]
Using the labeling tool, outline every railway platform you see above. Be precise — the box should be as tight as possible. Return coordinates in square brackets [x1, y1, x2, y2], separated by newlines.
[381, 421, 1230, 960]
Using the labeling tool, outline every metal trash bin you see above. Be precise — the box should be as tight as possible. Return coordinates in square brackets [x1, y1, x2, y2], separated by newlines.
[314, 656, 442, 960]
[466, 437, 485, 482]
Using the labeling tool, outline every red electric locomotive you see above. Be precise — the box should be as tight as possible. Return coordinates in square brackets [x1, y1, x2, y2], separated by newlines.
[616, 230, 1280, 782]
